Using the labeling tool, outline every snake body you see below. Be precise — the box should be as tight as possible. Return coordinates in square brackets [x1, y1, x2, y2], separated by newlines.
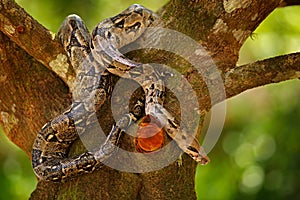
[32, 4, 209, 182]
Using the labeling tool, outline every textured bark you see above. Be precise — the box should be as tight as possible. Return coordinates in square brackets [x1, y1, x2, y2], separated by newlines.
[0, 0, 75, 87]
[0, 0, 299, 199]
[225, 53, 300, 98]
[0, 31, 70, 155]
[279, 0, 300, 7]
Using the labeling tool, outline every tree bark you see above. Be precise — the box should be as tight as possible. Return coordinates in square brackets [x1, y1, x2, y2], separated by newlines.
[0, 0, 299, 199]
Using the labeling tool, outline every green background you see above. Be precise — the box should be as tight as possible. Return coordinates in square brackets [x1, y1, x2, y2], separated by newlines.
[0, 1, 299, 199]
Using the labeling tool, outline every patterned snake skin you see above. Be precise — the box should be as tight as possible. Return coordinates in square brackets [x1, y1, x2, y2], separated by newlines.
[31, 4, 209, 182]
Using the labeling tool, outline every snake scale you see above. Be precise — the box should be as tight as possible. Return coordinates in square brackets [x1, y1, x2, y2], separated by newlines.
[31, 4, 209, 182]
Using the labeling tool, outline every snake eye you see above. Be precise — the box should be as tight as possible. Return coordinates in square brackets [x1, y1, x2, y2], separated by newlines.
[105, 31, 112, 39]
[187, 146, 199, 154]
[128, 22, 141, 30]
[115, 19, 125, 28]
[134, 7, 143, 16]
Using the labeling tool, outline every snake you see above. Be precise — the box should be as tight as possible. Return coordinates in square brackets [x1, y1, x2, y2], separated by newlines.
[31, 4, 209, 182]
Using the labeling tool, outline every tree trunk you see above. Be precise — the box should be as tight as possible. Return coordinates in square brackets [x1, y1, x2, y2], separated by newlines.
[0, 0, 299, 199]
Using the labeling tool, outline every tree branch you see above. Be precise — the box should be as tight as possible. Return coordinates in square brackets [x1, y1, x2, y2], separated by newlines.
[0, 0, 299, 199]
[158, 0, 282, 71]
[0, 0, 75, 88]
[279, 0, 300, 7]
[225, 53, 300, 98]
[0, 30, 70, 155]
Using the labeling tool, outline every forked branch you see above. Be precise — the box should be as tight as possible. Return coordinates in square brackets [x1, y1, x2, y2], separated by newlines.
[0, 0, 299, 199]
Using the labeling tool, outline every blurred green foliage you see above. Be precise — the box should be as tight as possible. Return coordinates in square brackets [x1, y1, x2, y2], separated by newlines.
[0, 127, 36, 200]
[16, 0, 167, 32]
[0, 1, 299, 199]
[196, 6, 300, 200]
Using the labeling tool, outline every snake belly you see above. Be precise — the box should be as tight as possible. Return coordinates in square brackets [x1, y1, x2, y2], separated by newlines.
[31, 4, 209, 182]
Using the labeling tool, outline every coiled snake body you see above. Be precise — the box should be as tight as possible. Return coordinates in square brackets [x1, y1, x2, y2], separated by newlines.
[31, 4, 209, 182]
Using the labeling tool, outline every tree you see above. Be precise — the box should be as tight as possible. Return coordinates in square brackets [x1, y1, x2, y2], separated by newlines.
[0, 0, 299, 199]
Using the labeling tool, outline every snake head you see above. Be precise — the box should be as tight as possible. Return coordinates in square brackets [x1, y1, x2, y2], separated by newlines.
[189, 146, 210, 165]
[93, 4, 158, 48]
[118, 4, 158, 27]
[58, 14, 91, 56]
[178, 134, 210, 165]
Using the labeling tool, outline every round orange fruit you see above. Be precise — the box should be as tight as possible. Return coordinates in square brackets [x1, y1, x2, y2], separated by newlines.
[134, 115, 164, 153]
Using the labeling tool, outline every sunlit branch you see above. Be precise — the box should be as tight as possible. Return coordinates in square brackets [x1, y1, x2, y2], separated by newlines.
[224, 53, 300, 99]
[0, 0, 74, 87]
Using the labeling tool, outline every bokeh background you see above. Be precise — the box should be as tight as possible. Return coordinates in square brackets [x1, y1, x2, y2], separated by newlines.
[0, 1, 299, 199]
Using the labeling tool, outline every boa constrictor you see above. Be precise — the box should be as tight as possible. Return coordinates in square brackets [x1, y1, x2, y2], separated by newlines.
[31, 4, 209, 182]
